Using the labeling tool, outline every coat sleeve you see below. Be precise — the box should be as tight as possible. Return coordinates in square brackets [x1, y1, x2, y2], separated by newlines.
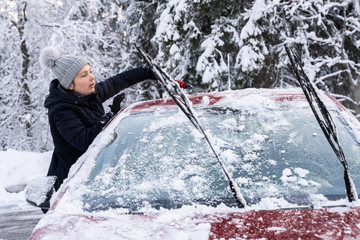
[52, 107, 103, 152]
[96, 66, 151, 102]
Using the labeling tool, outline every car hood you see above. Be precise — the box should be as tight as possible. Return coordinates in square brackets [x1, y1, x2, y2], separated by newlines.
[30, 206, 360, 239]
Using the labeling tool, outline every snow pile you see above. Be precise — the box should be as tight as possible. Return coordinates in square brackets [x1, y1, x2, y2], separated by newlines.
[0, 149, 52, 208]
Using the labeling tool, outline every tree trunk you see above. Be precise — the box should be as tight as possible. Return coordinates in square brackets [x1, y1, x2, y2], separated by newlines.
[16, 2, 33, 140]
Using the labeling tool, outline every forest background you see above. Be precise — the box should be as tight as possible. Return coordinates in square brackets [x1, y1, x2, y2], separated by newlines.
[1, 0, 359, 152]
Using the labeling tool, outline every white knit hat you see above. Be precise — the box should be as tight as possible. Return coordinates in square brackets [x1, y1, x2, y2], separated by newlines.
[40, 47, 90, 89]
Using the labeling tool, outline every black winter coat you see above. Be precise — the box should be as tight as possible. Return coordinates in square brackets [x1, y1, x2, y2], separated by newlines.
[44, 67, 150, 188]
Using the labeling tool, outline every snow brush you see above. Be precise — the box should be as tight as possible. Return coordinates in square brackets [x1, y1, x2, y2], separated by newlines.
[174, 79, 192, 89]
[135, 44, 247, 208]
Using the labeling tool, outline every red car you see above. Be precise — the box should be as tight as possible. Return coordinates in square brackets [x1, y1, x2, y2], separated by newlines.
[27, 88, 360, 239]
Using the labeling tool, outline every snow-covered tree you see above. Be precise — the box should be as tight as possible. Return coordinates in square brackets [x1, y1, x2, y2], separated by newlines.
[0, 1, 45, 151]
[115, 0, 162, 100]
[152, 0, 253, 91]
[260, 0, 360, 116]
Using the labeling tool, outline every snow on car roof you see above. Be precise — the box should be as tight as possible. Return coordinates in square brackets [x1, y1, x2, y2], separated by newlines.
[125, 88, 309, 114]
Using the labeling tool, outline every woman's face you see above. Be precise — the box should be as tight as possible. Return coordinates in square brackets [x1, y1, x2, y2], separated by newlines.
[69, 64, 95, 96]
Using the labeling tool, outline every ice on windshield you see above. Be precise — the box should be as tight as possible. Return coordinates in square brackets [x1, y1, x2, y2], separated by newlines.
[83, 97, 360, 212]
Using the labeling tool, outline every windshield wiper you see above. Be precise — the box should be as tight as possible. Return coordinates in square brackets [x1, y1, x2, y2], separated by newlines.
[135, 44, 247, 208]
[285, 45, 358, 202]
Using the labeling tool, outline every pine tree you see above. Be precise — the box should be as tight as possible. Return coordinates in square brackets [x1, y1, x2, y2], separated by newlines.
[152, 0, 252, 91]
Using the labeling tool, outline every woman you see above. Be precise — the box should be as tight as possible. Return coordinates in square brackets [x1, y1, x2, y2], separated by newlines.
[40, 47, 155, 190]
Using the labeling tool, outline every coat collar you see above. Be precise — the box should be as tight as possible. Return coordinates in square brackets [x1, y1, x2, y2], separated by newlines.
[44, 79, 98, 109]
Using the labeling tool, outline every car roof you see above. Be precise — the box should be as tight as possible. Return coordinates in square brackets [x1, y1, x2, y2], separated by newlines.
[120, 88, 309, 114]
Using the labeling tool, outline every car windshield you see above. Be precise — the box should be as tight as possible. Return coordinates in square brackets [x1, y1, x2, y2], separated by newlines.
[83, 103, 360, 212]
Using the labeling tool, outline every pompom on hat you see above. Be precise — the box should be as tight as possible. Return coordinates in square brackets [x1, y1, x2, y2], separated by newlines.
[40, 47, 90, 89]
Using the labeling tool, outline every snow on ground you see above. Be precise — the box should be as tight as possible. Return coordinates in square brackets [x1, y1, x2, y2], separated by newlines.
[0, 149, 52, 209]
